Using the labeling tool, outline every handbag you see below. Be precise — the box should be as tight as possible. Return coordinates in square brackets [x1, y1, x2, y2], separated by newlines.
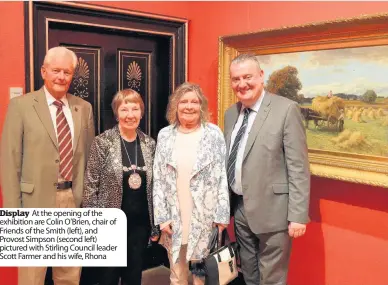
[190, 227, 239, 285]
[142, 240, 170, 270]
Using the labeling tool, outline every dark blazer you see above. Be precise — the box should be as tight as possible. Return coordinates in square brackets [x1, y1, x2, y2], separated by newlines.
[83, 125, 159, 237]
[1, 88, 95, 208]
[224, 91, 311, 234]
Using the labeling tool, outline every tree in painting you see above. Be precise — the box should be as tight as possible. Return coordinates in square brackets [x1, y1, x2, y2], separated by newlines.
[361, 89, 377, 103]
[266, 65, 302, 103]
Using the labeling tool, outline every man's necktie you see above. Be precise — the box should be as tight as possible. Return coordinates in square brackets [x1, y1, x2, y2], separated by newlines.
[53, 100, 73, 181]
[227, 108, 251, 187]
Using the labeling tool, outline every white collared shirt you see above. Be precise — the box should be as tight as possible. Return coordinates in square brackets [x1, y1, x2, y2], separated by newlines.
[229, 90, 265, 195]
[44, 86, 75, 147]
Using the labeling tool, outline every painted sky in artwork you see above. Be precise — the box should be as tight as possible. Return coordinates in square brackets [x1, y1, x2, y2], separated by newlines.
[256, 45, 388, 98]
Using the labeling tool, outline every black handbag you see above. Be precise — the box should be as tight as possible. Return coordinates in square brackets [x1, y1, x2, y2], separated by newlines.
[190, 227, 239, 285]
[142, 240, 170, 270]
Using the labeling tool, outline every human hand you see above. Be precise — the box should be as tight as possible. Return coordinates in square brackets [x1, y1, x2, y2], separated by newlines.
[150, 235, 159, 242]
[213, 223, 228, 232]
[161, 223, 173, 236]
[288, 222, 306, 238]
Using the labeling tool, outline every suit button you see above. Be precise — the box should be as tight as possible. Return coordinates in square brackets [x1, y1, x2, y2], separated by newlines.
[55, 159, 59, 163]
[53, 183, 57, 187]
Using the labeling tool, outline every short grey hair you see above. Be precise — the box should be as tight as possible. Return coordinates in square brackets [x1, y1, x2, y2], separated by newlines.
[43, 47, 78, 69]
[230, 53, 261, 71]
[166, 82, 210, 125]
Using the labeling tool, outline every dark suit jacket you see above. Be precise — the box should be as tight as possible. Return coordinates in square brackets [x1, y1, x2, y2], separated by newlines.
[1, 88, 95, 208]
[82, 125, 159, 237]
[224, 91, 311, 234]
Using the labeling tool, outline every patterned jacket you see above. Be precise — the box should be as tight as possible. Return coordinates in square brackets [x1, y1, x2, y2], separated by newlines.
[83, 125, 159, 237]
[153, 123, 230, 264]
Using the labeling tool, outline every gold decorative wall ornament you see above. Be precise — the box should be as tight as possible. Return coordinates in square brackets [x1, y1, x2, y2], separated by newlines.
[127, 61, 142, 91]
[73, 57, 90, 98]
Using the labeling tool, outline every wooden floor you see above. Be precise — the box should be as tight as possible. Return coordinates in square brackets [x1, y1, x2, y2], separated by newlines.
[141, 266, 171, 285]
[45, 242, 247, 285]
[46, 265, 246, 285]
[142, 266, 246, 285]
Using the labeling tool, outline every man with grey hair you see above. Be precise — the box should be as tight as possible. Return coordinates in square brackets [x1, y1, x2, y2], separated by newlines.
[224, 53, 310, 285]
[1, 46, 95, 285]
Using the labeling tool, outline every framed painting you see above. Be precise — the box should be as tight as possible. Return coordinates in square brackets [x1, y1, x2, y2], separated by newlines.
[218, 13, 388, 187]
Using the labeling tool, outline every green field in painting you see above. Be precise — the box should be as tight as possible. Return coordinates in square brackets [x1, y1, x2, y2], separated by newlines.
[306, 116, 388, 156]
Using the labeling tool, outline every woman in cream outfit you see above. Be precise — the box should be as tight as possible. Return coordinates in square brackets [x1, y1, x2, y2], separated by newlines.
[153, 82, 230, 285]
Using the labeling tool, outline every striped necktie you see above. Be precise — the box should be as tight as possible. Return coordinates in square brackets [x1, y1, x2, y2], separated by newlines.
[53, 100, 73, 181]
[227, 108, 251, 187]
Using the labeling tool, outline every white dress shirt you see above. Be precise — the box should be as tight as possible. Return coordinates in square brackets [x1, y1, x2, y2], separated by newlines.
[229, 90, 265, 195]
[44, 86, 75, 147]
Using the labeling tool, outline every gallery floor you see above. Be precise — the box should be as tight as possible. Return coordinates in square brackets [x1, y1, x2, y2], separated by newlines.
[142, 266, 246, 285]
[44, 243, 246, 285]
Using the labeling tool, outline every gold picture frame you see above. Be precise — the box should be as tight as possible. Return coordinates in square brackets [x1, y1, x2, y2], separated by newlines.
[218, 13, 388, 187]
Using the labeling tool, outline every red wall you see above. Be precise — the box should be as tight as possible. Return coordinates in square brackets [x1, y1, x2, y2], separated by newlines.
[0, 2, 25, 283]
[1, 2, 388, 285]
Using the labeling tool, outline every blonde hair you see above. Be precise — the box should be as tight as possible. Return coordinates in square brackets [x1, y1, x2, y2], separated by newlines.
[166, 82, 210, 125]
[43, 46, 78, 69]
[111, 89, 145, 118]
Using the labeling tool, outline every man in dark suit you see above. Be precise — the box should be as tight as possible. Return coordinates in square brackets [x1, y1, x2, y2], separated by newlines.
[224, 53, 310, 285]
[1, 46, 95, 285]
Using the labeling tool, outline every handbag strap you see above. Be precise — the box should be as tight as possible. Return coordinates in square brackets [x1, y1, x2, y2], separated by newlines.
[207, 227, 219, 251]
[207, 226, 232, 251]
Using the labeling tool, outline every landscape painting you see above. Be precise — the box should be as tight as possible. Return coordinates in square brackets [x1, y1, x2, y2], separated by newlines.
[256, 45, 388, 157]
[218, 14, 388, 186]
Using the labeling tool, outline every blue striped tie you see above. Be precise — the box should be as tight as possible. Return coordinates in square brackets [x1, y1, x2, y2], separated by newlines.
[227, 108, 251, 187]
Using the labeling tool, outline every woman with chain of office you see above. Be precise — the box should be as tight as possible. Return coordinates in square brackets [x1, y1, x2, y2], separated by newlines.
[82, 89, 159, 285]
